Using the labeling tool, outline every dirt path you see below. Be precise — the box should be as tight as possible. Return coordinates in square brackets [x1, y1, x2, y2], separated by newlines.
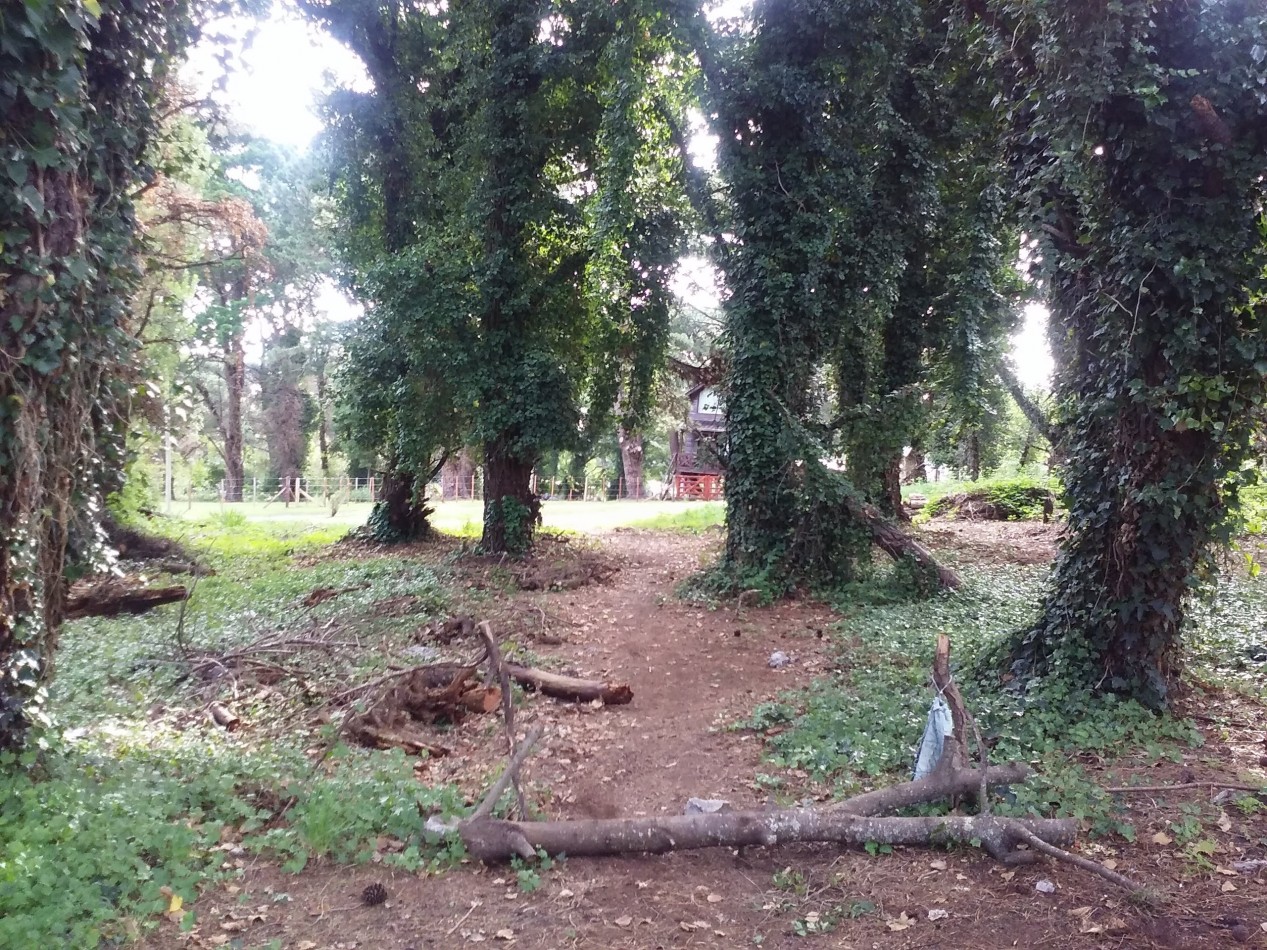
[149, 530, 1264, 950]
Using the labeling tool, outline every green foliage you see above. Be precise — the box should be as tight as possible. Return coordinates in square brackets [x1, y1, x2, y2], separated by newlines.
[733, 562, 1261, 836]
[0, 514, 462, 945]
[0, 734, 462, 948]
[0, 0, 209, 747]
[314, 0, 688, 553]
[971, 1, 1267, 705]
[924, 475, 1056, 521]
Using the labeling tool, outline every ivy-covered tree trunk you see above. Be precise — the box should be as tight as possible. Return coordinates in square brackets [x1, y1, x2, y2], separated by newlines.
[980, 0, 1267, 705]
[1, 0, 194, 746]
[375, 468, 430, 542]
[483, 440, 540, 555]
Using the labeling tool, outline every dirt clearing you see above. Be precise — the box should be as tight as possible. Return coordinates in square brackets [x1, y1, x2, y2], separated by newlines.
[143, 525, 1266, 950]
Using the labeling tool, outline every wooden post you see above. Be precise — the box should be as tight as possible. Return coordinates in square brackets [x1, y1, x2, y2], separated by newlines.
[583, 477, 589, 501]
[368, 476, 376, 502]
[551, 477, 556, 498]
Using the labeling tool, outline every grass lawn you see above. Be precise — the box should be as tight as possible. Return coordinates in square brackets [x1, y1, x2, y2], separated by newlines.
[169, 499, 724, 535]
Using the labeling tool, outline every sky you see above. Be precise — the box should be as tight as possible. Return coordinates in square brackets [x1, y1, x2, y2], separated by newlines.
[185, 5, 1054, 390]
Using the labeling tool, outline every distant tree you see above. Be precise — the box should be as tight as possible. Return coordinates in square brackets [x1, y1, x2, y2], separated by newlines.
[309, 0, 686, 550]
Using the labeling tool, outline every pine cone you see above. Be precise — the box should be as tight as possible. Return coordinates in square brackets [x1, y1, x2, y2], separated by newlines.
[361, 882, 388, 907]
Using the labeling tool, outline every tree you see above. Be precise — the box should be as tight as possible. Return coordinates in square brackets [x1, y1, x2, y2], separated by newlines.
[967, 0, 1267, 704]
[311, 0, 687, 551]
[686, 0, 984, 591]
[1, 0, 203, 747]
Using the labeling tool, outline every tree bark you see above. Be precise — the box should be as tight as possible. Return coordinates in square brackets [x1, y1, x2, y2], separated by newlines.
[222, 331, 246, 503]
[998, 363, 1055, 446]
[617, 426, 645, 498]
[847, 497, 962, 590]
[459, 810, 1075, 863]
[482, 438, 540, 554]
[504, 663, 632, 705]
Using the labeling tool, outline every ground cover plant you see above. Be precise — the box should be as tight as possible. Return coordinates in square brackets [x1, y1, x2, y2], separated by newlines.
[1, 515, 465, 947]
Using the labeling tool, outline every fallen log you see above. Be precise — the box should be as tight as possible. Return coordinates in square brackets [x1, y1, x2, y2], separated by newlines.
[65, 578, 188, 620]
[459, 810, 1076, 863]
[845, 498, 961, 590]
[504, 663, 633, 705]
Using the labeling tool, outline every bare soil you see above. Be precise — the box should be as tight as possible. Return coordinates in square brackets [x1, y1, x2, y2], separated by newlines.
[145, 524, 1267, 950]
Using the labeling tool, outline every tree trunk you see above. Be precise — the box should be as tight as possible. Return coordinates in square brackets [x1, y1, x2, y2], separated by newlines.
[223, 333, 246, 503]
[902, 445, 927, 484]
[482, 439, 540, 555]
[882, 454, 907, 522]
[374, 467, 431, 542]
[460, 810, 1075, 863]
[617, 426, 645, 498]
[965, 431, 981, 482]
[316, 369, 330, 478]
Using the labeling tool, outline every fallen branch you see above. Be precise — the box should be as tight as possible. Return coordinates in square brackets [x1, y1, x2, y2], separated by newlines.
[459, 810, 1075, 863]
[504, 663, 633, 705]
[832, 762, 1029, 817]
[1010, 825, 1143, 892]
[846, 498, 962, 590]
[476, 621, 528, 818]
[65, 578, 188, 620]
[468, 724, 546, 823]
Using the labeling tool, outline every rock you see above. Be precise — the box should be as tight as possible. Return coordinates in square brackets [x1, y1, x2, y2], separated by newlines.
[401, 644, 441, 662]
[1035, 880, 1056, 894]
[768, 651, 790, 669]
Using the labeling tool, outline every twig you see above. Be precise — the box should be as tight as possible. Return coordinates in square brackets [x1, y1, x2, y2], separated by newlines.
[1104, 781, 1265, 795]
[173, 570, 200, 656]
[469, 724, 545, 823]
[329, 667, 416, 705]
[1009, 824, 1143, 892]
[476, 620, 528, 819]
[446, 900, 483, 937]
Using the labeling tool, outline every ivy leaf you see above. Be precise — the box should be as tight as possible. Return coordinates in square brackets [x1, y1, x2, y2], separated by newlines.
[83, 0, 102, 17]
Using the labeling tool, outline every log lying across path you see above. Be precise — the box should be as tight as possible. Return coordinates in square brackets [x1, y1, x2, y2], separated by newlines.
[456, 634, 1146, 892]
[461, 810, 1076, 863]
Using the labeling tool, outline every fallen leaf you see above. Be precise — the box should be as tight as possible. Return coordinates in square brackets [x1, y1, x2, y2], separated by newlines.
[706, 893, 723, 903]
[615, 916, 632, 928]
[1221, 881, 1237, 893]
[1102, 859, 1118, 870]
[1151, 831, 1173, 845]
[219, 921, 246, 933]
[1217, 813, 1233, 832]
[558, 888, 574, 898]
[887, 912, 914, 932]
[1069, 907, 1093, 918]
[296, 943, 317, 950]
[927, 908, 949, 921]
[929, 859, 947, 871]
[494, 929, 515, 941]
[999, 870, 1016, 881]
